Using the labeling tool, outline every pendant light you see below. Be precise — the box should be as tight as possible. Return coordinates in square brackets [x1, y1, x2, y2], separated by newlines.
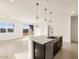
[44, 8, 47, 21]
[49, 11, 53, 23]
[36, 3, 39, 19]
[35, 3, 39, 27]
[48, 11, 53, 37]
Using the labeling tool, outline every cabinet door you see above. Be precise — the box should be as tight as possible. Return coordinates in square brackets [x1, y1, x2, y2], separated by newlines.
[53, 42, 57, 56]
[34, 42, 45, 59]
[60, 37, 63, 47]
[53, 37, 63, 57]
[45, 41, 53, 59]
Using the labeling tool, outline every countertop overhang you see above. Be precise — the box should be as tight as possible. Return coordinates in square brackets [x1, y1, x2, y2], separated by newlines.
[30, 35, 62, 45]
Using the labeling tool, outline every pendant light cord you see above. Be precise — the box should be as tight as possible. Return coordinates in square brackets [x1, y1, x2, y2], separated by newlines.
[36, 3, 39, 19]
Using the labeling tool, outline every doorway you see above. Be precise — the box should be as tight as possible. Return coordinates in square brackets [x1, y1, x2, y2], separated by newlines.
[71, 15, 78, 59]
[71, 15, 78, 43]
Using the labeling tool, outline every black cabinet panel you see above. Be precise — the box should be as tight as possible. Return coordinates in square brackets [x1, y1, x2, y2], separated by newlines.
[33, 36, 63, 59]
[45, 41, 53, 59]
[34, 41, 53, 59]
[34, 42, 45, 59]
[53, 36, 63, 57]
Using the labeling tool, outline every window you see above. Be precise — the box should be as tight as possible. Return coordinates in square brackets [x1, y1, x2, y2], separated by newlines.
[7, 23, 14, 32]
[0, 28, 6, 33]
[8, 28, 14, 32]
[0, 22, 7, 33]
[23, 24, 29, 35]
[0, 22, 14, 33]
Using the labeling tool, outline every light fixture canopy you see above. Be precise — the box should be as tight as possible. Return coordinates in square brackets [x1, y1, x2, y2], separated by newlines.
[10, 0, 14, 2]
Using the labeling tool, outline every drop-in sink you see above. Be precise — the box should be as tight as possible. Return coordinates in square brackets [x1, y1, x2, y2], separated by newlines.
[47, 36, 58, 39]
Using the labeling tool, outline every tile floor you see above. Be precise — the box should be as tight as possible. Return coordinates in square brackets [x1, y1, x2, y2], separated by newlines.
[0, 38, 33, 59]
[0, 39, 78, 59]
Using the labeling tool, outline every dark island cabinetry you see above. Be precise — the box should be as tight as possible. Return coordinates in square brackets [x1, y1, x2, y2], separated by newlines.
[33, 36, 63, 59]
[53, 37, 63, 57]
[45, 41, 53, 59]
[33, 42, 45, 59]
[33, 41, 53, 59]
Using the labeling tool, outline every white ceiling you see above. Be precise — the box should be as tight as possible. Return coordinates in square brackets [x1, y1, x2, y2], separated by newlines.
[0, 0, 78, 23]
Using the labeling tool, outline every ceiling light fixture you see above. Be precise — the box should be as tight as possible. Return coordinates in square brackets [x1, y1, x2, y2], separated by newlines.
[35, 3, 39, 27]
[10, 0, 14, 2]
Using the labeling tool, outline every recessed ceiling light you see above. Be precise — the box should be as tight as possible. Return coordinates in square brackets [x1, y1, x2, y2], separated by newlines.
[72, 11, 75, 14]
[10, 0, 14, 2]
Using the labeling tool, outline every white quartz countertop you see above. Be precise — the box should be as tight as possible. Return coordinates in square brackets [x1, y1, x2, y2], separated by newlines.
[30, 35, 62, 45]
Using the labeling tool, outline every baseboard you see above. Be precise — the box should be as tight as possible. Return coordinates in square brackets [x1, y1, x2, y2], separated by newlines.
[62, 41, 71, 49]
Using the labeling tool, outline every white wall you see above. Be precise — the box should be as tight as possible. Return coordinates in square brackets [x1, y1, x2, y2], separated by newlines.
[0, 18, 23, 41]
[71, 16, 78, 42]
[34, 21, 48, 36]
[53, 9, 71, 43]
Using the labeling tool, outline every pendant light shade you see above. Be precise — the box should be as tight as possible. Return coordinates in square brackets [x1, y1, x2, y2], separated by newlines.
[36, 3, 39, 5]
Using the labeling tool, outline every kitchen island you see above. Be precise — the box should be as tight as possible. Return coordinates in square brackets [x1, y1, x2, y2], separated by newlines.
[31, 35, 63, 59]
